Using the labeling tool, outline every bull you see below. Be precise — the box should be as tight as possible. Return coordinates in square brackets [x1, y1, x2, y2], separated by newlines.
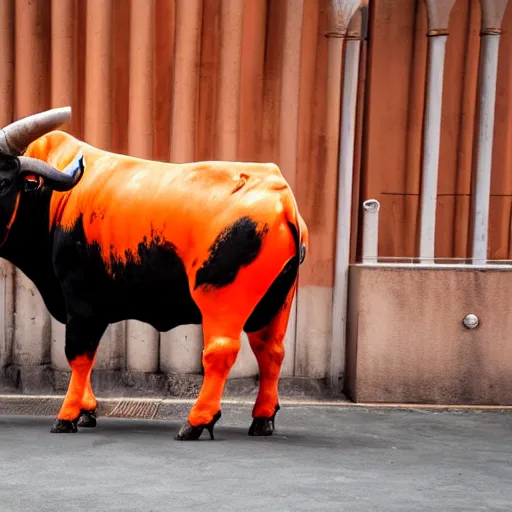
[0, 107, 308, 440]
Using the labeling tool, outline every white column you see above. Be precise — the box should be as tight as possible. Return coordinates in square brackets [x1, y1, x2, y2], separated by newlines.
[418, 0, 456, 263]
[328, 0, 365, 388]
[471, 0, 509, 265]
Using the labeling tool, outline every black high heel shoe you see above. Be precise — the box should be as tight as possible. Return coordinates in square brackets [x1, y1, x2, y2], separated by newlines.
[175, 410, 222, 441]
[248, 404, 280, 436]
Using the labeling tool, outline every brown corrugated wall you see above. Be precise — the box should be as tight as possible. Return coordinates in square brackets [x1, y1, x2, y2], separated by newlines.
[0, 0, 511, 382]
[361, 0, 512, 261]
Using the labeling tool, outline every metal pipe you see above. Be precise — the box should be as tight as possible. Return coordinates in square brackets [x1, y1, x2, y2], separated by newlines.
[329, 0, 365, 390]
[471, 0, 509, 265]
[362, 199, 381, 264]
[418, 0, 456, 263]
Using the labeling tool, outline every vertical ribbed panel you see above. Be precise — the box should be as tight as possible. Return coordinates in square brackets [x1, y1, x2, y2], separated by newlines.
[0, 0, 15, 369]
[0, 0, 14, 120]
[0, 259, 14, 368]
[278, 0, 304, 377]
[13, 0, 52, 367]
[125, 0, 160, 373]
[215, 0, 244, 160]
[295, 1, 334, 378]
[82, 0, 126, 371]
[50, 0, 76, 371]
[169, 0, 203, 161]
[216, 0, 258, 379]
[238, 0, 267, 162]
[159, 0, 204, 375]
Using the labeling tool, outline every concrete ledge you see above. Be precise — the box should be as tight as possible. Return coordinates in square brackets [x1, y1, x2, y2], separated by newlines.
[0, 365, 343, 401]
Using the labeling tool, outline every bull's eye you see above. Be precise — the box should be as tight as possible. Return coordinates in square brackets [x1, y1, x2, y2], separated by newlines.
[23, 175, 43, 192]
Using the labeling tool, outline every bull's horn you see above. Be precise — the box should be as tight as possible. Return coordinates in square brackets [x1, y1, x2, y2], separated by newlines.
[18, 153, 85, 192]
[0, 106, 72, 156]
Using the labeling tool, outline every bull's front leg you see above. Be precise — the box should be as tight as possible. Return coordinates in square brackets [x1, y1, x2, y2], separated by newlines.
[51, 317, 106, 433]
[76, 354, 99, 428]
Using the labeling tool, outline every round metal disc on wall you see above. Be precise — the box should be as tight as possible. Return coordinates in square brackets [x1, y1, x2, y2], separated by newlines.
[463, 314, 479, 329]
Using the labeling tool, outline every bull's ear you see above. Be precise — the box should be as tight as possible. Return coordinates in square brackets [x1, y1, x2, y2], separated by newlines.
[62, 151, 86, 179]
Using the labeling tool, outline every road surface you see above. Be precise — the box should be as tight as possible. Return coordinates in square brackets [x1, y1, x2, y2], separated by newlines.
[0, 403, 511, 511]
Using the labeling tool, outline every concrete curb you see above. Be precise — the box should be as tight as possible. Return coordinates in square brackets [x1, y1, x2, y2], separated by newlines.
[2, 394, 512, 422]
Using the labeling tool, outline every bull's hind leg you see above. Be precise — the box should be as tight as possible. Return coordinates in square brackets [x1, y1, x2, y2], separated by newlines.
[175, 317, 243, 441]
[51, 319, 106, 433]
[175, 215, 298, 440]
[247, 282, 297, 436]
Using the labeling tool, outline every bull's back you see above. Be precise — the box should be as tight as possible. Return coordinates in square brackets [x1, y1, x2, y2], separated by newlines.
[37, 132, 300, 331]
[50, 142, 294, 275]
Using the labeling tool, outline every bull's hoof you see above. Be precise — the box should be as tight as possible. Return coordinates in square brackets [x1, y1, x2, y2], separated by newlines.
[77, 408, 97, 428]
[248, 404, 280, 436]
[175, 411, 222, 441]
[50, 417, 78, 434]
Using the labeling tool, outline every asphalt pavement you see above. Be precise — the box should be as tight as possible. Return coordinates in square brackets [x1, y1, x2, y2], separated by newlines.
[1, 403, 511, 511]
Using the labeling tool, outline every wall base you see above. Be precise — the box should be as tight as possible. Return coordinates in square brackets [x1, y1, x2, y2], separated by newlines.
[0, 365, 344, 402]
[346, 265, 512, 405]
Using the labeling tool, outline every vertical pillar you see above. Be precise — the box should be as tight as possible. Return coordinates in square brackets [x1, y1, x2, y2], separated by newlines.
[327, 0, 364, 388]
[471, 0, 509, 265]
[418, 0, 457, 263]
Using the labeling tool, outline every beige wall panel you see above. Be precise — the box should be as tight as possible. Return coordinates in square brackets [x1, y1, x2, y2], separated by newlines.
[13, 269, 51, 366]
[0, 260, 14, 367]
[347, 266, 512, 404]
[50, 318, 67, 371]
[159, 325, 202, 375]
[295, 286, 333, 379]
[229, 333, 259, 379]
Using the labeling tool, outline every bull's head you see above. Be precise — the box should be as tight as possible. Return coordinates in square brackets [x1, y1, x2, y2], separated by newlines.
[0, 107, 84, 244]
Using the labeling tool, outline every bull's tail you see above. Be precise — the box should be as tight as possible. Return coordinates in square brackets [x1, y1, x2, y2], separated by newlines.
[283, 184, 307, 266]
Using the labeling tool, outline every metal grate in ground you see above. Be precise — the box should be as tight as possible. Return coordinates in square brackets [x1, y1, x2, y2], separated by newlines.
[107, 400, 160, 419]
[0, 397, 60, 416]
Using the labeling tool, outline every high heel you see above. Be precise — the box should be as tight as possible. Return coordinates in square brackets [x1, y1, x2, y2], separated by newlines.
[270, 404, 280, 431]
[205, 410, 222, 440]
[175, 410, 222, 441]
[248, 404, 281, 437]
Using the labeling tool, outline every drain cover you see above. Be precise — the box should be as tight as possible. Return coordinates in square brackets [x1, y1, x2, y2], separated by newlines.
[108, 400, 159, 419]
[0, 398, 60, 416]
